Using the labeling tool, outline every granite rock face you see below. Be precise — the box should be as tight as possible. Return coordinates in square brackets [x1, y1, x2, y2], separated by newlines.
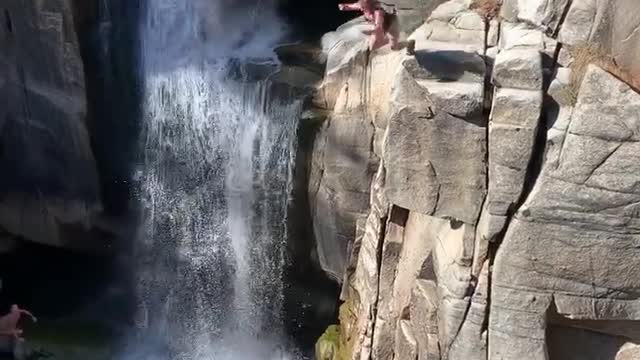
[558, 0, 640, 73]
[0, 1, 111, 251]
[489, 65, 640, 360]
[312, 0, 640, 359]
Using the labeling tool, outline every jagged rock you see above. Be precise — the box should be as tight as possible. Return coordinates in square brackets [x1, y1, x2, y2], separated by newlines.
[557, 0, 603, 46]
[558, 0, 640, 75]
[395, 320, 418, 360]
[492, 49, 543, 90]
[545, 67, 574, 168]
[309, 110, 377, 280]
[500, 0, 570, 33]
[392, 211, 437, 322]
[610, 0, 640, 75]
[385, 0, 450, 34]
[311, 18, 409, 279]
[420, 0, 486, 47]
[0, 1, 104, 250]
[410, 279, 440, 360]
[384, 58, 486, 222]
[475, 204, 507, 244]
[448, 261, 489, 360]
[499, 22, 544, 50]
[372, 206, 408, 360]
[489, 65, 640, 359]
[431, 217, 476, 357]
[343, 164, 390, 360]
[487, 88, 542, 216]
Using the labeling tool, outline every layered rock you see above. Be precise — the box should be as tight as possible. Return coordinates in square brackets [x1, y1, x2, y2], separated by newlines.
[313, 0, 640, 359]
[311, 1, 489, 358]
[489, 65, 640, 359]
[0, 1, 109, 251]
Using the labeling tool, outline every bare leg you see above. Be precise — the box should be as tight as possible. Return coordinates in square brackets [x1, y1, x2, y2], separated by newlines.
[388, 22, 400, 50]
[370, 9, 388, 50]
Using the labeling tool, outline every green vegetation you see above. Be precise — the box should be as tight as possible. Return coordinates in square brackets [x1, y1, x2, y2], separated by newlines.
[21, 320, 115, 360]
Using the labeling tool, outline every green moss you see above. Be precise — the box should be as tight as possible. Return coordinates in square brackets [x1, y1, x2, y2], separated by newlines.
[316, 325, 342, 360]
[320, 325, 340, 344]
[27, 321, 113, 347]
[316, 299, 359, 360]
[21, 320, 115, 360]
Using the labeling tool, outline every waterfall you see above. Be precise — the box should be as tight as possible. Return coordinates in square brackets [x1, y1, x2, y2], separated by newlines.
[128, 0, 302, 358]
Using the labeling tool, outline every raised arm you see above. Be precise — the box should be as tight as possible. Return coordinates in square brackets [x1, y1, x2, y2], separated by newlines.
[338, 2, 362, 11]
[20, 309, 36, 322]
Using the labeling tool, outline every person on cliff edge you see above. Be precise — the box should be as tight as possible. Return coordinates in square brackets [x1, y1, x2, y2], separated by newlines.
[339, 0, 412, 52]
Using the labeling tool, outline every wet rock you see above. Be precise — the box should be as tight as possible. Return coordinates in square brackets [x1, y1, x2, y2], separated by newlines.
[0, 1, 102, 249]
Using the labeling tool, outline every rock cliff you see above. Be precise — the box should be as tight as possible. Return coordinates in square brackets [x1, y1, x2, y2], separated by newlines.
[0, 1, 102, 251]
[311, 0, 640, 359]
[0, 1, 135, 253]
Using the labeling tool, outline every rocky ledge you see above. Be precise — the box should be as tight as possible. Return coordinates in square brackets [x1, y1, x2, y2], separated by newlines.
[309, 0, 640, 359]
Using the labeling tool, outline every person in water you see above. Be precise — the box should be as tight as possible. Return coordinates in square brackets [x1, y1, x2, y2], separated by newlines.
[0, 305, 37, 341]
[339, 0, 400, 51]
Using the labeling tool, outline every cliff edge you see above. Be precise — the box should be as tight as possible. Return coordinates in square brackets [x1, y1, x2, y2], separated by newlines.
[310, 0, 640, 359]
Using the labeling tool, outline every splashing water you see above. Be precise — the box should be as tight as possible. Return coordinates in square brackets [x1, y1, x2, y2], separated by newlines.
[127, 0, 303, 358]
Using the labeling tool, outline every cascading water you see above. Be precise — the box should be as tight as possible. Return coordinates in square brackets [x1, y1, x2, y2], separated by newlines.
[128, 1, 302, 358]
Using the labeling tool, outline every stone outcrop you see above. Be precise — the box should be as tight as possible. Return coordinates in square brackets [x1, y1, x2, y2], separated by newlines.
[312, 0, 640, 359]
[0, 1, 115, 252]
[489, 64, 640, 360]
[557, 0, 640, 73]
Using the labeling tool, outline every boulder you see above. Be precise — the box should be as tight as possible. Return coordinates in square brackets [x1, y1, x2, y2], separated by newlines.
[384, 57, 486, 222]
[558, 0, 640, 75]
[501, 0, 570, 33]
[492, 49, 543, 90]
[420, 0, 486, 47]
[487, 88, 542, 216]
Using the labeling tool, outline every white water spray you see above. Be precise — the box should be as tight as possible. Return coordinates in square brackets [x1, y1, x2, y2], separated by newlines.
[129, 1, 302, 358]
